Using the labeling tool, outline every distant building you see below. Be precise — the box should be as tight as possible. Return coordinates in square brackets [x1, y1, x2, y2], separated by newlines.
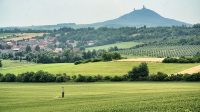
[12, 47, 20, 51]
[7, 42, 13, 46]
[66, 40, 78, 48]
[88, 41, 95, 46]
[54, 48, 63, 53]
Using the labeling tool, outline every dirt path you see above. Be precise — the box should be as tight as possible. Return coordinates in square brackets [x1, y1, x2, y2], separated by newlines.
[116, 58, 164, 62]
[178, 65, 200, 74]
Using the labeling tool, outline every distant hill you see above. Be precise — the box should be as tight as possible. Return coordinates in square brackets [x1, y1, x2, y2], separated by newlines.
[1, 7, 191, 30]
[86, 7, 191, 28]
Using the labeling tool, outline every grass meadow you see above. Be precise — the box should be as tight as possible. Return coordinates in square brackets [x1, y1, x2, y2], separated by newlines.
[86, 41, 142, 51]
[0, 60, 199, 75]
[0, 82, 199, 112]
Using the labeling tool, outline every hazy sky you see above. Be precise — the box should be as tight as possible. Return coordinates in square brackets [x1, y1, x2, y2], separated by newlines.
[0, 0, 200, 27]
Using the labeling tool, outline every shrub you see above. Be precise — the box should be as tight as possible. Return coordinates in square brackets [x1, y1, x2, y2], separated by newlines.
[148, 72, 168, 81]
[17, 72, 35, 82]
[163, 57, 200, 63]
[4, 73, 16, 82]
[112, 52, 121, 60]
[128, 63, 149, 80]
[71, 75, 77, 80]
[167, 74, 184, 81]
[31, 70, 55, 82]
[110, 76, 124, 81]
[86, 76, 96, 82]
[75, 75, 98, 82]
[104, 76, 112, 81]
[94, 75, 103, 81]
[75, 75, 87, 82]
[102, 53, 113, 61]
[0, 60, 2, 67]
[0, 73, 5, 82]
[74, 61, 82, 65]
[183, 73, 200, 81]
[91, 58, 102, 62]
[56, 74, 70, 82]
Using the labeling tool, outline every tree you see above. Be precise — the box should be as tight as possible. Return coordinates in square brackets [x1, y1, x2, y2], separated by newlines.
[0, 60, 2, 68]
[102, 53, 112, 61]
[128, 63, 149, 80]
[35, 45, 40, 51]
[4, 73, 16, 82]
[112, 52, 121, 60]
[26, 45, 32, 53]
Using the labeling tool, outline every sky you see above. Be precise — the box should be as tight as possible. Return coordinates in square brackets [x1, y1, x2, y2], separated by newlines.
[0, 0, 200, 27]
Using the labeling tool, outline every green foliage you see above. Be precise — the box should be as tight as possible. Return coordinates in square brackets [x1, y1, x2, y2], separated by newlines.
[110, 75, 126, 81]
[0, 73, 4, 82]
[55, 74, 70, 82]
[183, 73, 200, 81]
[102, 53, 113, 61]
[25, 45, 32, 53]
[148, 72, 168, 81]
[102, 52, 122, 61]
[0, 70, 200, 82]
[4, 73, 16, 82]
[74, 58, 102, 65]
[128, 63, 149, 80]
[0, 60, 2, 67]
[193, 24, 200, 28]
[35, 45, 40, 51]
[17, 72, 35, 82]
[163, 56, 200, 63]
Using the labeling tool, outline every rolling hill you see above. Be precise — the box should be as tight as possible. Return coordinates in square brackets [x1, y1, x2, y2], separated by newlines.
[87, 7, 190, 28]
[1, 7, 191, 30]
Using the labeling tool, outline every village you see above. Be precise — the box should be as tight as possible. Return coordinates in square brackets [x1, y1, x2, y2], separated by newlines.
[0, 33, 95, 54]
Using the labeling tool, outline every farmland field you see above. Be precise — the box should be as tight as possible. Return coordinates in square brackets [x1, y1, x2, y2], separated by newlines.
[86, 41, 142, 51]
[0, 33, 15, 39]
[118, 45, 200, 57]
[0, 82, 200, 112]
[0, 60, 199, 75]
[3, 33, 44, 41]
[0, 33, 44, 41]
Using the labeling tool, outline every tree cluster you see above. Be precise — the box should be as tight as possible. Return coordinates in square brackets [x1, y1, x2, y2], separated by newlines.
[163, 56, 200, 63]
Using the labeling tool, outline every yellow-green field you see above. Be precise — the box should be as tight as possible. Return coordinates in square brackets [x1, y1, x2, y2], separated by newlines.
[0, 82, 200, 112]
[0, 33, 44, 40]
[86, 41, 142, 51]
[0, 60, 199, 75]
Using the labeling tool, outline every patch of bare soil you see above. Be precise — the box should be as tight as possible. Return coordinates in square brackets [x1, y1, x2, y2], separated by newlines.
[178, 65, 200, 74]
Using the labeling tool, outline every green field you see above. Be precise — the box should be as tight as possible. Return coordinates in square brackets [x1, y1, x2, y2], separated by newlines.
[0, 82, 200, 112]
[86, 41, 142, 51]
[0, 33, 14, 39]
[0, 60, 199, 75]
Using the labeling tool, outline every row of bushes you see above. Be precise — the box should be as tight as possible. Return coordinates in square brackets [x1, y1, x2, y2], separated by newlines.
[163, 57, 200, 63]
[74, 58, 102, 65]
[0, 71, 70, 82]
[0, 71, 199, 82]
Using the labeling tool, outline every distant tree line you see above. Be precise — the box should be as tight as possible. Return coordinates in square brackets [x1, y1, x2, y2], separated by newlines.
[0, 28, 50, 33]
[52, 25, 200, 48]
[0, 63, 200, 82]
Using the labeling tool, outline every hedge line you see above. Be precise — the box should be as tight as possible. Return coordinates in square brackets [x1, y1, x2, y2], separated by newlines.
[0, 71, 199, 82]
